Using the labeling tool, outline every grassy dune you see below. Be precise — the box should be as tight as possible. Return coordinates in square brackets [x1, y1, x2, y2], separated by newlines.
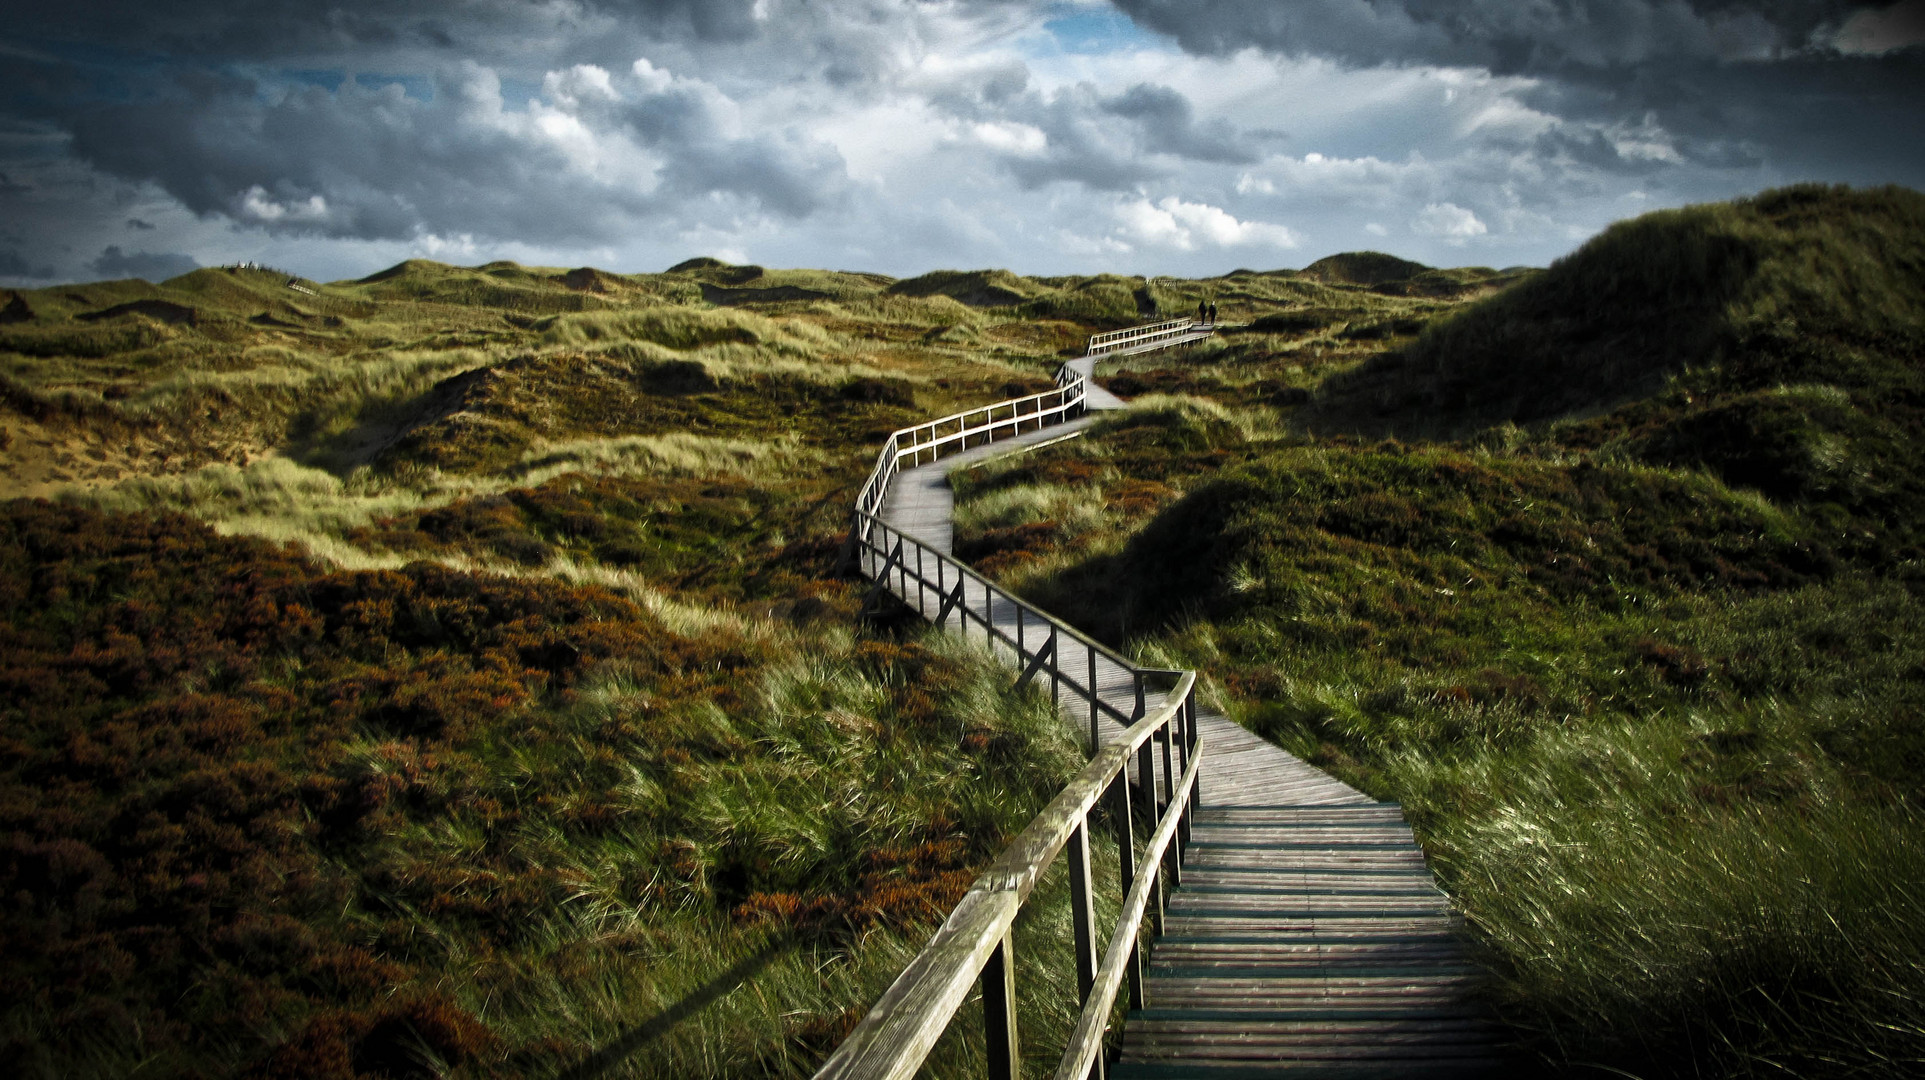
[955, 186, 1925, 1077]
[2, 253, 1453, 1078]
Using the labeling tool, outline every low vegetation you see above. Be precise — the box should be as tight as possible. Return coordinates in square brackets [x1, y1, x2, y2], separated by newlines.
[4, 252, 1403, 1077]
[0, 499, 1103, 1078]
[19, 186, 1913, 1078]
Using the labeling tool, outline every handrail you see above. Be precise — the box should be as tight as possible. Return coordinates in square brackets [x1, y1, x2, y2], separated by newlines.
[1086, 318, 1215, 356]
[853, 514, 1139, 701]
[849, 380, 1087, 539]
[823, 328, 1211, 1080]
[1055, 743, 1202, 1080]
[814, 677, 1200, 1080]
[1088, 318, 1192, 350]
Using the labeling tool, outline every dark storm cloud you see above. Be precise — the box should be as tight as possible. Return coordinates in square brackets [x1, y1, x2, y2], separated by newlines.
[0, 249, 58, 279]
[0, 0, 885, 249]
[7, 1, 767, 61]
[90, 246, 198, 280]
[48, 59, 848, 244]
[1508, 44, 1925, 181]
[1101, 84, 1257, 163]
[1110, 0, 1925, 193]
[961, 79, 1273, 191]
[1109, 0, 1868, 72]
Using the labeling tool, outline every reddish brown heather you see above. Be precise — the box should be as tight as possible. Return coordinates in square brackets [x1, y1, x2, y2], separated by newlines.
[0, 499, 761, 1076]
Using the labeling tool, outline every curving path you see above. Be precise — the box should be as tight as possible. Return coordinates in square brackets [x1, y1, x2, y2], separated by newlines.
[868, 347, 1502, 1077]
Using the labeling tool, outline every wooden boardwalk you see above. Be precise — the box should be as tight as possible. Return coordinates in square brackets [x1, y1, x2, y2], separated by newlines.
[1087, 327, 1218, 359]
[868, 372, 1500, 1077]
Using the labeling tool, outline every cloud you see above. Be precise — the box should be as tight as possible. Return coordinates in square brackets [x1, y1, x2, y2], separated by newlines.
[1109, 0, 1925, 203]
[0, 248, 58, 279]
[982, 79, 1276, 191]
[0, 0, 1919, 281]
[1100, 83, 1258, 163]
[58, 56, 850, 244]
[1109, 0, 1860, 73]
[1412, 202, 1488, 240]
[126, 217, 157, 230]
[90, 245, 199, 279]
[1832, 0, 1925, 54]
[1114, 195, 1301, 251]
[6, 0, 772, 62]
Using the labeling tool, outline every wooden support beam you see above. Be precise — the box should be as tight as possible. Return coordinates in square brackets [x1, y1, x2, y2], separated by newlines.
[1016, 635, 1056, 690]
[983, 932, 1020, 1080]
[860, 538, 903, 617]
[934, 576, 967, 627]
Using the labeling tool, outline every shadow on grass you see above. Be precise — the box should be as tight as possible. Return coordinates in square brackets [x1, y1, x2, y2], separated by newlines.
[557, 934, 798, 1080]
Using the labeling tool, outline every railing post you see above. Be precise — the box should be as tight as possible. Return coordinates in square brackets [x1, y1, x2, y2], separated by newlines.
[1088, 644, 1099, 758]
[1136, 722, 1163, 938]
[1178, 689, 1193, 808]
[1160, 721, 1176, 816]
[983, 583, 993, 658]
[1068, 818, 1097, 1004]
[1161, 718, 1181, 890]
[1110, 773, 1144, 1011]
[1182, 688, 1197, 839]
[1050, 625, 1060, 712]
[1017, 606, 1026, 663]
[983, 930, 1020, 1080]
[915, 543, 926, 618]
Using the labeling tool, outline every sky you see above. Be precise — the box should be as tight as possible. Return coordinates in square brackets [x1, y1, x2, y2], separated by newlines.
[1, 0, 1921, 285]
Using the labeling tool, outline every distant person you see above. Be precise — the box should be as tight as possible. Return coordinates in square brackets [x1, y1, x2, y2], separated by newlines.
[1197, 300, 1207, 324]
[1209, 302, 1218, 325]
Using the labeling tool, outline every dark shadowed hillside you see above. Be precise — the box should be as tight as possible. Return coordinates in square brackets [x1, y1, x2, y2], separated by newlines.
[1309, 184, 1925, 557]
[1307, 184, 1925, 440]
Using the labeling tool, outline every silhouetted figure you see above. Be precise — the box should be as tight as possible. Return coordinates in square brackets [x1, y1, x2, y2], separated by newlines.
[1197, 300, 1207, 324]
[1208, 302, 1218, 325]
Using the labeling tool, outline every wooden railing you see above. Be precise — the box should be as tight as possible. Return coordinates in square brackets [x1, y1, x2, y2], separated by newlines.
[850, 378, 1087, 532]
[1086, 319, 1202, 355]
[822, 341, 1208, 1080]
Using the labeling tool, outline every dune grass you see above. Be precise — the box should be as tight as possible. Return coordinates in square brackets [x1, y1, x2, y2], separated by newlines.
[0, 247, 1511, 1079]
[0, 498, 1124, 1080]
[955, 418, 1925, 1076]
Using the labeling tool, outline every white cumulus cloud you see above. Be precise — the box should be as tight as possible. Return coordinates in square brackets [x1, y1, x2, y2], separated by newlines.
[1412, 201, 1487, 241]
[1115, 195, 1300, 251]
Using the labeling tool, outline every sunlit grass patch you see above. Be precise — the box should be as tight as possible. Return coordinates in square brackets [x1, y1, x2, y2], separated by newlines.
[509, 432, 804, 482]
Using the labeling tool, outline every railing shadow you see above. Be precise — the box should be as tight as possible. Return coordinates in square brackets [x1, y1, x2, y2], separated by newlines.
[557, 934, 795, 1080]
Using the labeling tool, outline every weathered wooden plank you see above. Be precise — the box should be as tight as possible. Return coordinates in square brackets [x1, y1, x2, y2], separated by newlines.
[1108, 1064, 1508, 1079]
[1125, 1018, 1497, 1034]
[1131, 1001, 1493, 1016]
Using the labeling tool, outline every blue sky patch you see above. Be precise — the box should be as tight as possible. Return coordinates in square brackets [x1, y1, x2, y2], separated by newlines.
[1036, 6, 1166, 56]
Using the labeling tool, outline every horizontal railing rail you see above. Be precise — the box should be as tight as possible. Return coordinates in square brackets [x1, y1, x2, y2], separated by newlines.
[824, 346, 1206, 1080]
[850, 380, 1087, 538]
[851, 512, 1144, 739]
[1087, 319, 1193, 351]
